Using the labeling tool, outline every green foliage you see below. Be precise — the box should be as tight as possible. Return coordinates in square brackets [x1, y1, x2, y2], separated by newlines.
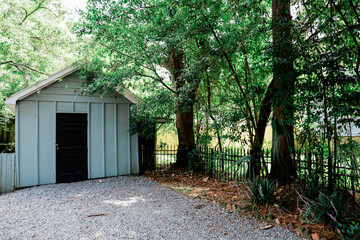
[301, 177, 320, 200]
[299, 190, 360, 239]
[129, 88, 174, 139]
[0, 0, 79, 125]
[294, 0, 360, 152]
[299, 191, 347, 225]
[187, 149, 200, 172]
[339, 139, 360, 181]
[0, 142, 15, 153]
[130, 110, 156, 141]
[244, 179, 278, 207]
[337, 218, 360, 240]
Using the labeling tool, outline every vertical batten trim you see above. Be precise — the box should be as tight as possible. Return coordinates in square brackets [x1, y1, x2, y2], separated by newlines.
[102, 103, 106, 177]
[15, 104, 20, 188]
[127, 104, 131, 174]
[87, 102, 91, 179]
[135, 133, 139, 174]
[53, 101, 56, 183]
[36, 100, 39, 185]
[72, 101, 75, 112]
[114, 104, 118, 176]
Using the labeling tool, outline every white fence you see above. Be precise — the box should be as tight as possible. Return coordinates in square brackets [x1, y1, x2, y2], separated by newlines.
[0, 153, 15, 193]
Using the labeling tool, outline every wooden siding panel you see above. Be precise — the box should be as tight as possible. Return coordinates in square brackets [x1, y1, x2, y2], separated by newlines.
[56, 101, 72, 112]
[24, 73, 129, 102]
[38, 101, 56, 184]
[0, 153, 15, 193]
[45, 80, 83, 88]
[41, 87, 118, 98]
[18, 101, 37, 187]
[130, 134, 139, 174]
[105, 103, 117, 177]
[117, 104, 129, 175]
[90, 103, 104, 178]
[74, 102, 87, 112]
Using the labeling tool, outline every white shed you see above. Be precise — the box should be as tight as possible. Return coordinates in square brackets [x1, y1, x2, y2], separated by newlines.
[5, 66, 139, 188]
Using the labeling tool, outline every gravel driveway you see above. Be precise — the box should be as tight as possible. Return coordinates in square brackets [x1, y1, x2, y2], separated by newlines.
[0, 176, 298, 239]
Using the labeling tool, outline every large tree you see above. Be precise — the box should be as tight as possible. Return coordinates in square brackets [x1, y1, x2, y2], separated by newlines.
[76, 0, 220, 167]
[268, 0, 297, 182]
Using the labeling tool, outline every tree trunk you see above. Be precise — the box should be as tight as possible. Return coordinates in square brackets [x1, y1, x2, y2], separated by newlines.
[166, 49, 197, 168]
[269, 0, 297, 183]
[175, 107, 196, 168]
[250, 80, 274, 177]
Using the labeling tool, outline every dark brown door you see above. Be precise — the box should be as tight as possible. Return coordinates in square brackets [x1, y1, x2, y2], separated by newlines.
[56, 113, 88, 183]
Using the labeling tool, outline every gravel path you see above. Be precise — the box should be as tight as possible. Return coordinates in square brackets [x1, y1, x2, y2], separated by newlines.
[0, 176, 298, 240]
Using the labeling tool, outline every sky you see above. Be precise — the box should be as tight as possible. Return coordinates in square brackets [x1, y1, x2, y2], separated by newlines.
[61, 0, 87, 19]
[62, 0, 87, 10]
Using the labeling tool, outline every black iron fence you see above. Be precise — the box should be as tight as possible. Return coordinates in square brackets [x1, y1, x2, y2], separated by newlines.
[140, 144, 360, 194]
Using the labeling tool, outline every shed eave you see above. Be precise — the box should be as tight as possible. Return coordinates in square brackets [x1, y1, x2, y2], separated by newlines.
[122, 89, 139, 104]
[5, 66, 78, 113]
[5, 65, 140, 113]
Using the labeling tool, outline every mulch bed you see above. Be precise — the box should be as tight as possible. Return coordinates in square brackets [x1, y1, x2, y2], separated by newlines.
[145, 170, 341, 240]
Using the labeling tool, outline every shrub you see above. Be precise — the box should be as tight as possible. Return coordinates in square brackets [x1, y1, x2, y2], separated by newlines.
[299, 191, 347, 224]
[299, 190, 360, 239]
[302, 177, 320, 200]
[244, 178, 278, 206]
[337, 217, 360, 240]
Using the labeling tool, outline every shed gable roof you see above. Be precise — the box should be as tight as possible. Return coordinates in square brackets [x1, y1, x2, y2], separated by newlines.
[5, 66, 138, 112]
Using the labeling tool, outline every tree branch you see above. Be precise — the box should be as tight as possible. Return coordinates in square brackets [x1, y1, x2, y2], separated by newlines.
[348, 0, 360, 24]
[98, 42, 153, 71]
[19, 1, 45, 25]
[330, 0, 360, 79]
[1, 60, 48, 76]
[199, 8, 257, 131]
[99, 42, 175, 93]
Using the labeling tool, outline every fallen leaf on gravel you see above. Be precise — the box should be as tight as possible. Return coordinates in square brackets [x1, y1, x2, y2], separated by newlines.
[226, 203, 232, 210]
[194, 204, 205, 209]
[287, 223, 295, 232]
[223, 232, 228, 236]
[311, 233, 319, 240]
[260, 225, 274, 230]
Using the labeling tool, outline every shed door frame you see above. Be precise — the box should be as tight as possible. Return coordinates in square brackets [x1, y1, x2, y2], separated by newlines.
[56, 113, 88, 183]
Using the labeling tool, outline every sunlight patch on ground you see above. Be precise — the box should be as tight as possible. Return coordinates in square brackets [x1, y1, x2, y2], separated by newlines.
[103, 196, 145, 206]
